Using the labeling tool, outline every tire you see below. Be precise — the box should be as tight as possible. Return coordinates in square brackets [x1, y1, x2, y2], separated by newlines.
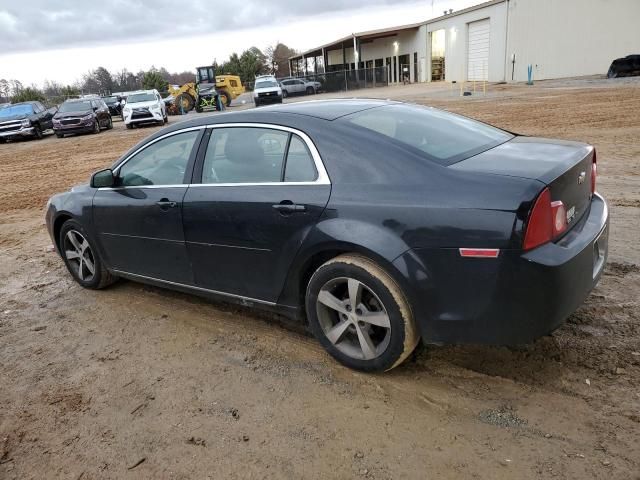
[254, 101, 259, 108]
[33, 125, 43, 140]
[163, 113, 168, 124]
[306, 87, 315, 95]
[107, 117, 113, 130]
[92, 120, 100, 134]
[176, 93, 195, 112]
[306, 254, 419, 372]
[126, 123, 133, 130]
[0, 138, 6, 144]
[55, 133, 64, 139]
[282, 90, 288, 99]
[59, 220, 117, 290]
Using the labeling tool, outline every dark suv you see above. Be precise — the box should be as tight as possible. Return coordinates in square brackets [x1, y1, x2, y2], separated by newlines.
[0, 101, 56, 142]
[102, 96, 122, 117]
[53, 99, 112, 138]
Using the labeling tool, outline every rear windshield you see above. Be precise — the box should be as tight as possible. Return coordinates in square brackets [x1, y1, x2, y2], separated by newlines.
[0, 104, 34, 117]
[59, 101, 92, 112]
[343, 104, 512, 165]
[102, 97, 117, 104]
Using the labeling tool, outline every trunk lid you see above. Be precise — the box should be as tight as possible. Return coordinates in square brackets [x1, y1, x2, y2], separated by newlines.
[451, 136, 595, 228]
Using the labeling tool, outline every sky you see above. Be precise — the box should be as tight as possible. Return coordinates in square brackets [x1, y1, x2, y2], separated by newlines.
[0, 0, 482, 87]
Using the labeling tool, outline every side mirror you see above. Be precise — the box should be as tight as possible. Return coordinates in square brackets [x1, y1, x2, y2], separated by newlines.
[91, 168, 115, 188]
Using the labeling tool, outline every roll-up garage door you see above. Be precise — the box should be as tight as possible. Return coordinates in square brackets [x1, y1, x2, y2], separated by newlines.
[467, 19, 490, 81]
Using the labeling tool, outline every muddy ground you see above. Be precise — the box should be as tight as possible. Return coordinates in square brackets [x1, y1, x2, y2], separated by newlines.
[1, 78, 639, 479]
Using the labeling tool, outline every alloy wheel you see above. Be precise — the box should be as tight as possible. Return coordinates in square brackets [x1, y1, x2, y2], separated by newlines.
[63, 230, 96, 282]
[316, 277, 391, 360]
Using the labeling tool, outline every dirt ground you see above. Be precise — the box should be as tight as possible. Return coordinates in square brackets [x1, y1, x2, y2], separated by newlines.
[1, 78, 639, 479]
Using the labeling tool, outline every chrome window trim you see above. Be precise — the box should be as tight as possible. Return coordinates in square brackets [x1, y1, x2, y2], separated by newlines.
[99, 122, 331, 191]
[196, 122, 330, 187]
[112, 125, 207, 174]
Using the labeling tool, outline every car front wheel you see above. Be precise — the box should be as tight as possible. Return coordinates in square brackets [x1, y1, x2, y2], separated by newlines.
[59, 220, 116, 289]
[306, 254, 419, 372]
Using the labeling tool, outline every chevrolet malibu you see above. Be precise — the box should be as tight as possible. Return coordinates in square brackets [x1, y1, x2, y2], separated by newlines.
[45, 100, 608, 372]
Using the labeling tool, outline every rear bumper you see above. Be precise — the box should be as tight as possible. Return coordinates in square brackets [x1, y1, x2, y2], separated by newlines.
[394, 193, 609, 345]
[0, 126, 34, 138]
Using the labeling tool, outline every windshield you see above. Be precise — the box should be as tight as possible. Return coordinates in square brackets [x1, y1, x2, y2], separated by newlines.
[0, 104, 34, 117]
[343, 104, 513, 165]
[127, 93, 156, 104]
[59, 101, 92, 113]
[102, 97, 117, 104]
[255, 80, 278, 89]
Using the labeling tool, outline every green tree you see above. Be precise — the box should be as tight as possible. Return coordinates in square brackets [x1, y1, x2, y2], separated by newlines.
[142, 69, 168, 92]
[11, 86, 46, 103]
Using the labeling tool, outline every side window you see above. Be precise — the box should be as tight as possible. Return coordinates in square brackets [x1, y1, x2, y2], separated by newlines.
[118, 130, 200, 186]
[32, 103, 41, 113]
[202, 127, 288, 184]
[230, 79, 238, 87]
[285, 135, 317, 182]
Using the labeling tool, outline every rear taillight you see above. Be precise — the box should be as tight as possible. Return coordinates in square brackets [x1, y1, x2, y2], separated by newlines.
[551, 201, 567, 236]
[591, 149, 597, 194]
[523, 188, 568, 251]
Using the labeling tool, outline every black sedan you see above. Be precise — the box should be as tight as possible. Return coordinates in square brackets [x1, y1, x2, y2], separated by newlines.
[45, 100, 608, 372]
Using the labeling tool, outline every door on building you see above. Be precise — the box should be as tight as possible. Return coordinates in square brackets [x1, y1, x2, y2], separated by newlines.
[467, 18, 490, 81]
[430, 29, 446, 81]
[398, 54, 410, 84]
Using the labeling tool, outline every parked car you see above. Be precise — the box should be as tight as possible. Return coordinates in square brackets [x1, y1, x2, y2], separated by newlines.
[102, 96, 123, 117]
[0, 101, 56, 142]
[607, 54, 640, 78]
[253, 76, 283, 107]
[279, 78, 322, 98]
[122, 90, 167, 129]
[53, 99, 112, 138]
[45, 100, 608, 372]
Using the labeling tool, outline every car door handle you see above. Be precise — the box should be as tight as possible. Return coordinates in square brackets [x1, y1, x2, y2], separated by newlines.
[156, 199, 178, 210]
[272, 202, 306, 214]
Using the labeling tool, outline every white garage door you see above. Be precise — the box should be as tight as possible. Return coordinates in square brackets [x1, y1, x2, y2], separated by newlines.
[467, 19, 490, 81]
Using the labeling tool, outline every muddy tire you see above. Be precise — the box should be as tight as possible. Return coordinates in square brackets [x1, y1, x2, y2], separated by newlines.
[33, 124, 43, 139]
[59, 220, 117, 290]
[306, 254, 419, 372]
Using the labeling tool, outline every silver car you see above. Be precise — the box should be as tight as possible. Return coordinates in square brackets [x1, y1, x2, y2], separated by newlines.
[279, 78, 321, 98]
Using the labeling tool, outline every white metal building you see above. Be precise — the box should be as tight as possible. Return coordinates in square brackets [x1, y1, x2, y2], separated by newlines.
[289, 0, 640, 84]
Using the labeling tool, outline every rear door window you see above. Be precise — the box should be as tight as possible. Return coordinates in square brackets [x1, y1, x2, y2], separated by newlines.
[343, 104, 513, 165]
[285, 135, 317, 182]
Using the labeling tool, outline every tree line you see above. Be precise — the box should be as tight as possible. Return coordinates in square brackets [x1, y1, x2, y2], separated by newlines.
[0, 43, 297, 105]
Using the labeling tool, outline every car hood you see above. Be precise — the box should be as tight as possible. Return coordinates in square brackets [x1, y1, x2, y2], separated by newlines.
[0, 114, 28, 122]
[255, 87, 281, 93]
[54, 110, 92, 119]
[125, 100, 160, 109]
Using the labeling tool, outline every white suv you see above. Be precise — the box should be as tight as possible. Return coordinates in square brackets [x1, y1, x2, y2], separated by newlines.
[122, 89, 167, 129]
[253, 76, 283, 107]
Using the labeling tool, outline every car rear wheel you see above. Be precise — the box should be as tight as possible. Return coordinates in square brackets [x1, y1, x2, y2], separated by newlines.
[306, 254, 419, 372]
[59, 220, 116, 290]
[306, 87, 315, 95]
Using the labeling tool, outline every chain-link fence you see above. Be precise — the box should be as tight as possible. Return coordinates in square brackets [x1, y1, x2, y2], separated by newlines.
[291, 66, 389, 93]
